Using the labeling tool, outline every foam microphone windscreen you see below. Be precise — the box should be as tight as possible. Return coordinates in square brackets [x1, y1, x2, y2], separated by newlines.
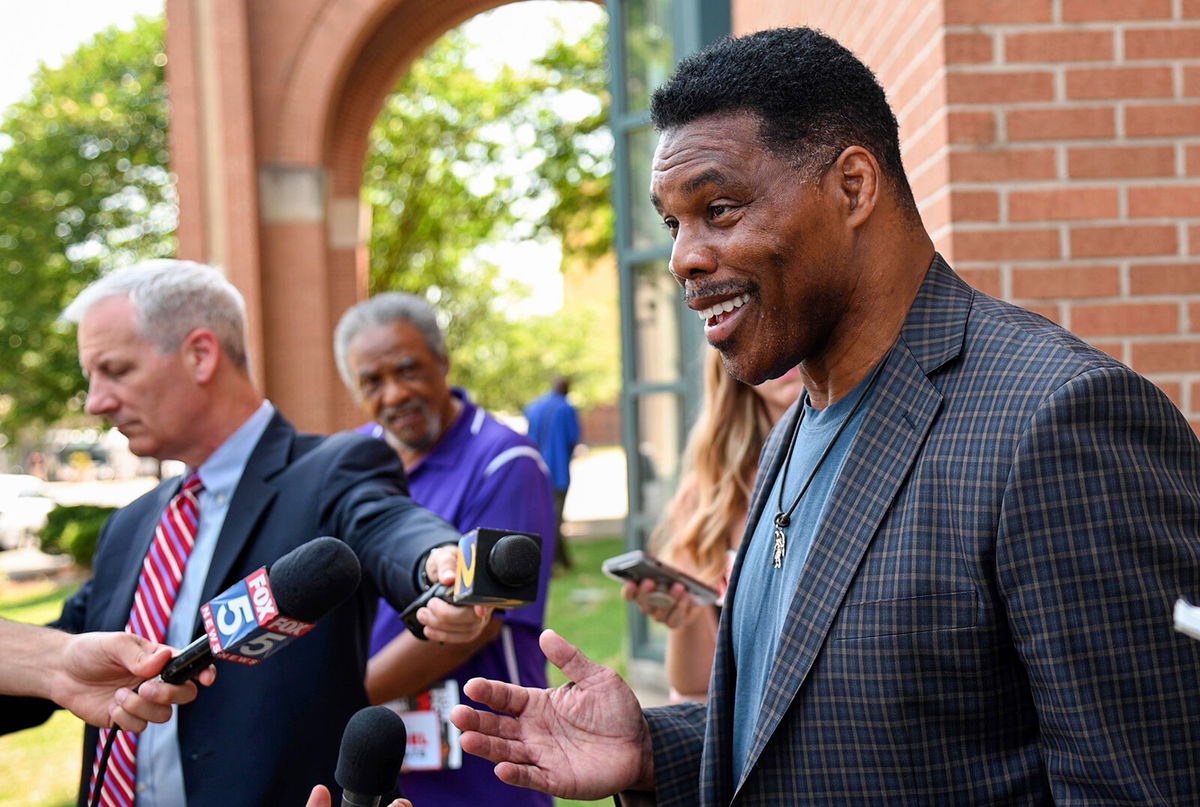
[335, 706, 409, 799]
[269, 536, 362, 623]
[489, 533, 541, 586]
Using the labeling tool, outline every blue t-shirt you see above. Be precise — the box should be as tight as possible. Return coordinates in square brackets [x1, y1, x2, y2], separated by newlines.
[524, 389, 580, 491]
[364, 388, 556, 807]
[730, 371, 880, 785]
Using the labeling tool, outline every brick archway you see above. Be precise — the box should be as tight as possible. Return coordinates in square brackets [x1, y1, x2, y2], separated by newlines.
[166, 0, 1200, 435]
[167, 0, 597, 432]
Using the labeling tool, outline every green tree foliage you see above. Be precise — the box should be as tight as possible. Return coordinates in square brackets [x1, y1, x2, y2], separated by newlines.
[528, 26, 614, 263]
[365, 21, 617, 413]
[0, 14, 615, 441]
[0, 16, 174, 438]
[38, 503, 116, 569]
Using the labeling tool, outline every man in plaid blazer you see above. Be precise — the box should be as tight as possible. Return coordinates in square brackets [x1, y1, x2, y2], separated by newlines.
[450, 27, 1200, 805]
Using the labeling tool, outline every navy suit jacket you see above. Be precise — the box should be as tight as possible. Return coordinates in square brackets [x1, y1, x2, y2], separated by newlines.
[4, 411, 459, 806]
[643, 256, 1200, 805]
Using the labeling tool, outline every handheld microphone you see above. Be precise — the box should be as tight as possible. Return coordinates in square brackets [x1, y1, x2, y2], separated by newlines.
[335, 705, 408, 807]
[159, 536, 362, 684]
[399, 528, 542, 640]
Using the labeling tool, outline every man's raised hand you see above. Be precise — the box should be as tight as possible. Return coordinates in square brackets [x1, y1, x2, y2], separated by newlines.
[450, 629, 655, 800]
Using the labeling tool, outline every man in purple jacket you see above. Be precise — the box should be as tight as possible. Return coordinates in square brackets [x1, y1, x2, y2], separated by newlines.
[334, 292, 556, 807]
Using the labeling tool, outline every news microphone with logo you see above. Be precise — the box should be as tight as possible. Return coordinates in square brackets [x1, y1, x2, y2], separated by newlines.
[335, 705, 408, 807]
[399, 527, 541, 640]
[158, 536, 362, 684]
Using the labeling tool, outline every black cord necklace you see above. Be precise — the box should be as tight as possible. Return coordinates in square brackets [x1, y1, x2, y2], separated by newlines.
[770, 356, 889, 568]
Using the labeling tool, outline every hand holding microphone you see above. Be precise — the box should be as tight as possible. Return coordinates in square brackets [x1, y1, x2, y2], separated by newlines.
[0, 621, 215, 730]
[91, 537, 364, 807]
[402, 528, 542, 641]
[159, 536, 362, 684]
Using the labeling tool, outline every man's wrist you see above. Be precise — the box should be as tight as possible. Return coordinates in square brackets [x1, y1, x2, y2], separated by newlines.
[8, 622, 69, 702]
[633, 716, 657, 792]
[415, 542, 457, 590]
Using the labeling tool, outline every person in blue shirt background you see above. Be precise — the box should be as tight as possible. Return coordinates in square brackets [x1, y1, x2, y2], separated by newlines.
[524, 376, 580, 569]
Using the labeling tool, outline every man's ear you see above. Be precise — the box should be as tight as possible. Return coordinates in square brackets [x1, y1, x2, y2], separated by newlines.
[181, 328, 221, 383]
[834, 146, 880, 229]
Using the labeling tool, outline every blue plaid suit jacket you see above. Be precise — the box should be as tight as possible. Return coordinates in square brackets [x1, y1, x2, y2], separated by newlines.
[642, 256, 1200, 805]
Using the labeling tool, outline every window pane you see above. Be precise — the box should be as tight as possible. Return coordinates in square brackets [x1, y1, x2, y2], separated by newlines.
[622, 0, 673, 112]
[633, 260, 681, 383]
[627, 126, 672, 252]
[634, 390, 684, 521]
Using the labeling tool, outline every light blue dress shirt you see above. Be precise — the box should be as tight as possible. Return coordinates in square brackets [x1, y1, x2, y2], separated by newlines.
[134, 401, 275, 807]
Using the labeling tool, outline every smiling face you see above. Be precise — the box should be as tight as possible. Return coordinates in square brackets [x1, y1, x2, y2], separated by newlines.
[346, 320, 457, 465]
[77, 295, 203, 462]
[651, 113, 861, 385]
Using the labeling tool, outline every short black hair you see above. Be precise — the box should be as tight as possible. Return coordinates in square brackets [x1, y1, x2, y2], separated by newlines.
[651, 27, 915, 207]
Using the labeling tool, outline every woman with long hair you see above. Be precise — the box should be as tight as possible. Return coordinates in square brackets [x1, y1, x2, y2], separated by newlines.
[627, 348, 801, 701]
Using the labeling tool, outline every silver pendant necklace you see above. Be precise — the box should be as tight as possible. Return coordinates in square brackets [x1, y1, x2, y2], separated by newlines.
[771, 358, 888, 568]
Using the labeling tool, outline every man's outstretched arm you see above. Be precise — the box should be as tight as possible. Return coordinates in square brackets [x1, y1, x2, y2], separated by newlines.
[0, 619, 214, 730]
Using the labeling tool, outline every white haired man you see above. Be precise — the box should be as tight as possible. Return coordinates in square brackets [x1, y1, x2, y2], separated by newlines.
[334, 292, 556, 807]
[14, 260, 489, 807]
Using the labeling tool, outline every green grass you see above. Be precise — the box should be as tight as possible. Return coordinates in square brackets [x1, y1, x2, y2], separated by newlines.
[0, 579, 79, 624]
[544, 535, 629, 807]
[0, 579, 82, 807]
[545, 535, 627, 682]
[0, 536, 631, 807]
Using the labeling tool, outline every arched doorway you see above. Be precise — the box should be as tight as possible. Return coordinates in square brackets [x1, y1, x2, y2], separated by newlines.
[168, 0, 609, 432]
[167, 0, 731, 666]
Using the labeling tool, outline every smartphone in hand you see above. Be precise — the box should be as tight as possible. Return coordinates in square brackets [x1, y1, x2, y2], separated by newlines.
[601, 550, 719, 606]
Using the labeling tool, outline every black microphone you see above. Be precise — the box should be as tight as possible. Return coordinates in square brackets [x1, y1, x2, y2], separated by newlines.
[400, 528, 542, 640]
[335, 705, 408, 807]
[159, 536, 361, 684]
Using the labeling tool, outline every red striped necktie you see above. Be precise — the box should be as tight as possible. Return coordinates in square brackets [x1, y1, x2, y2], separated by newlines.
[90, 472, 203, 807]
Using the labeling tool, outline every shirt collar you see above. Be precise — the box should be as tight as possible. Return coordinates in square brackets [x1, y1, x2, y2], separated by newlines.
[194, 400, 275, 498]
[409, 388, 475, 475]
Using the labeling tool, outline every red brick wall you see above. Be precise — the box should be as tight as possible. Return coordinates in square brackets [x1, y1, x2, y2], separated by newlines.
[733, 0, 1200, 429]
[733, 0, 951, 232]
[943, 0, 1200, 428]
[579, 403, 621, 447]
